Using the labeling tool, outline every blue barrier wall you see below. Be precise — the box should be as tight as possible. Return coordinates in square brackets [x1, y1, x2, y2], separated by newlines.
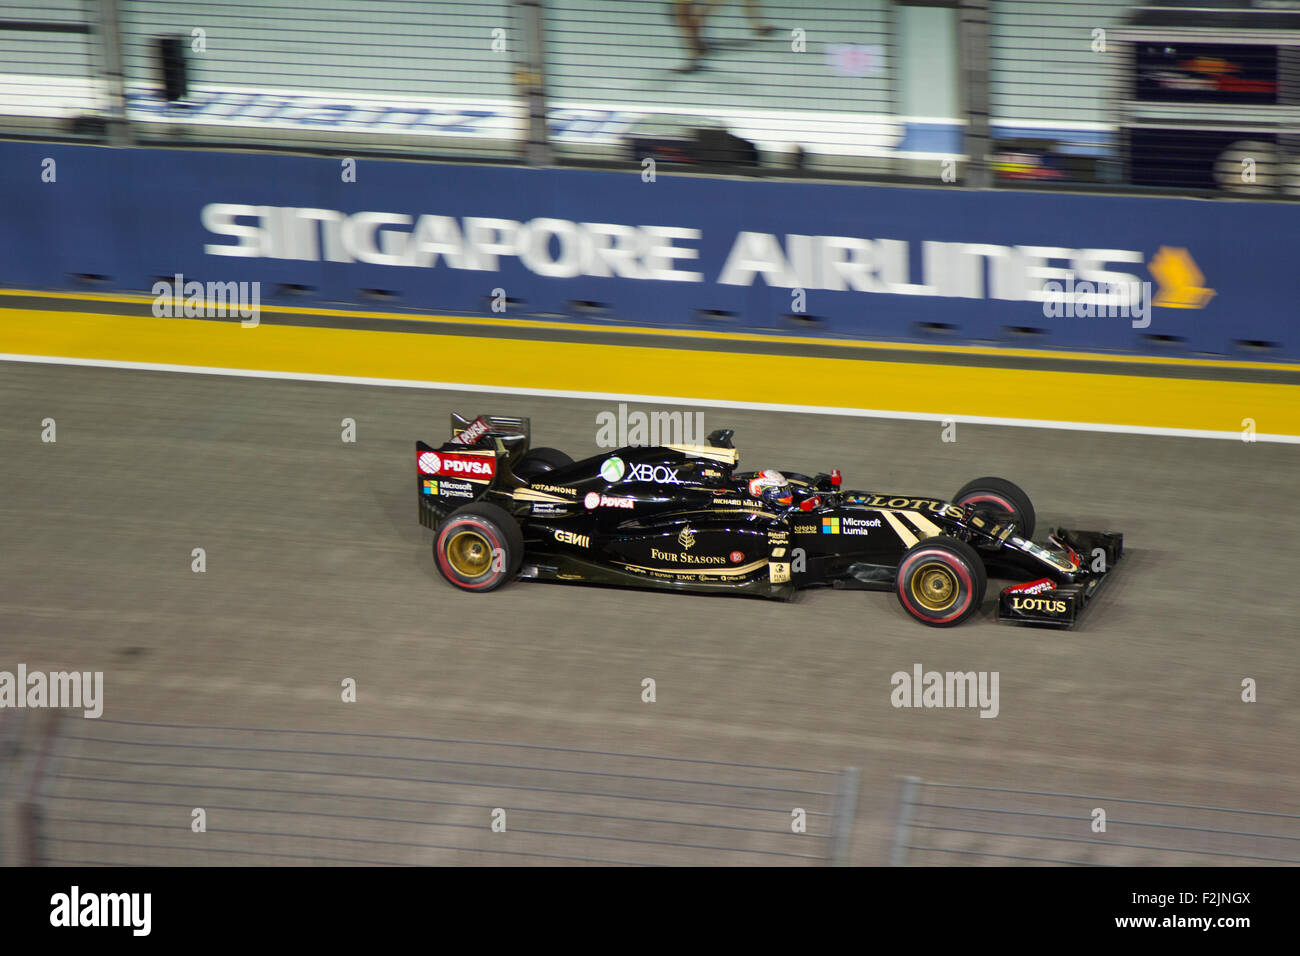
[2, 142, 1296, 358]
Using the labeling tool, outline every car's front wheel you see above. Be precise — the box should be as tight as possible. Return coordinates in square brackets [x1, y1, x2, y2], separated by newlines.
[895, 537, 987, 627]
[953, 476, 1035, 539]
[434, 502, 523, 592]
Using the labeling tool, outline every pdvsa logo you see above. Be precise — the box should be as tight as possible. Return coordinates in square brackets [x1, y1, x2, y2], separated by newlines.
[418, 451, 495, 478]
[1006, 578, 1056, 596]
[452, 417, 490, 445]
[584, 492, 634, 510]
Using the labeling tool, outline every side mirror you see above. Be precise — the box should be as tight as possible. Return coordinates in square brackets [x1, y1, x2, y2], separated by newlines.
[707, 428, 735, 449]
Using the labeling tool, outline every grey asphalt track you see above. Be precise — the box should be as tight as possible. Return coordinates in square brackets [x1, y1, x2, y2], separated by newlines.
[1, 359, 1298, 865]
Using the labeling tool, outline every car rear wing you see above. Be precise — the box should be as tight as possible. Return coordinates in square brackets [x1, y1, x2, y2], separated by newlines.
[417, 414, 532, 529]
[450, 412, 530, 452]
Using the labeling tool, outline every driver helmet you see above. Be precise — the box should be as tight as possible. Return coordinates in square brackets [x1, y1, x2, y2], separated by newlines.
[748, 469, 793, 507]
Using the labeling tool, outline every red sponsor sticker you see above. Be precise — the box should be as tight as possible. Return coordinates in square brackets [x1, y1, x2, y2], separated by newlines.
[452, 416, 490, 445]
[729, 551, 744, 563]
[585, 492, 633, 510]
[1003, 577, 1056, 596]
[418, 450, 495, 478]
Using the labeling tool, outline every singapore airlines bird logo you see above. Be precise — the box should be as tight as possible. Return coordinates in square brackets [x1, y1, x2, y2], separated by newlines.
[1149, 246, 1215, 309]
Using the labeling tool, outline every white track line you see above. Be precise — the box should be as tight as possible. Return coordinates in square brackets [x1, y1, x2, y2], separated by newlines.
[3, 352, 1298, 444]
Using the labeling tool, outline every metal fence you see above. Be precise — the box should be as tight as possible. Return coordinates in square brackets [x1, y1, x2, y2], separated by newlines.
[2, 1, 1298, 195]
[0, 709, 59, 867]
[891, 777, 1300, 866]
[116, 0, 524, 158]
[0, 0, 104, 138]
[989, 0, 1127, 186]
[542, 0, 897, 176]
[6, 716, 856, 866]
[8, 718, 1297, 867]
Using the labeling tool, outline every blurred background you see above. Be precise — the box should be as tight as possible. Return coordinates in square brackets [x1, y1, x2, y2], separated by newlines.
[0, 1, 1297, 867]
[2, 0, 1298, 191]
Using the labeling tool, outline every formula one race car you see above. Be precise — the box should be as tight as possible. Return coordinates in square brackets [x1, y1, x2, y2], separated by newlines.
[415, 414, 1123, 628]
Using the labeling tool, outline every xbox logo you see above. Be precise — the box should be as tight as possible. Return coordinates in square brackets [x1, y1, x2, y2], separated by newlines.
[600, 456, 626, 482]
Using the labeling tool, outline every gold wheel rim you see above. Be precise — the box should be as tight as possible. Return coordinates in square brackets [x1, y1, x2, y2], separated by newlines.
[910, 562, 958, 612]
[446, 529, 493, 577]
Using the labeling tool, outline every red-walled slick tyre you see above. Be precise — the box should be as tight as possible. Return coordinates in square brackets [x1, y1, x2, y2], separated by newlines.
[895, 537, 987, 627]
[953, 476, 1036, 540]
[434, 502, 523, 592]
[513, 446, 574, 482]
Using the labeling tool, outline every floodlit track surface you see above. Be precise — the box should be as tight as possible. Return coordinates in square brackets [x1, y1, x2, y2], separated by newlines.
[2, 360, 1298, 864]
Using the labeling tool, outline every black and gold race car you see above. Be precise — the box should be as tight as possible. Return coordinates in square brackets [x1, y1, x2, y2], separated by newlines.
[416, 414, 1123, 628]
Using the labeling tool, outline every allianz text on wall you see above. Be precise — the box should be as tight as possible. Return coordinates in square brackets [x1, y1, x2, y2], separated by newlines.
[3, 143, 1295, 358]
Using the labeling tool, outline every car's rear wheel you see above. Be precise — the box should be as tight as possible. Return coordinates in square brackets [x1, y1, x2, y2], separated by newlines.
[895, 537, 987, 627]
[434, 502, 523, 592]
[513, 447, 574, 482]
[953, 476, 1035, 539]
